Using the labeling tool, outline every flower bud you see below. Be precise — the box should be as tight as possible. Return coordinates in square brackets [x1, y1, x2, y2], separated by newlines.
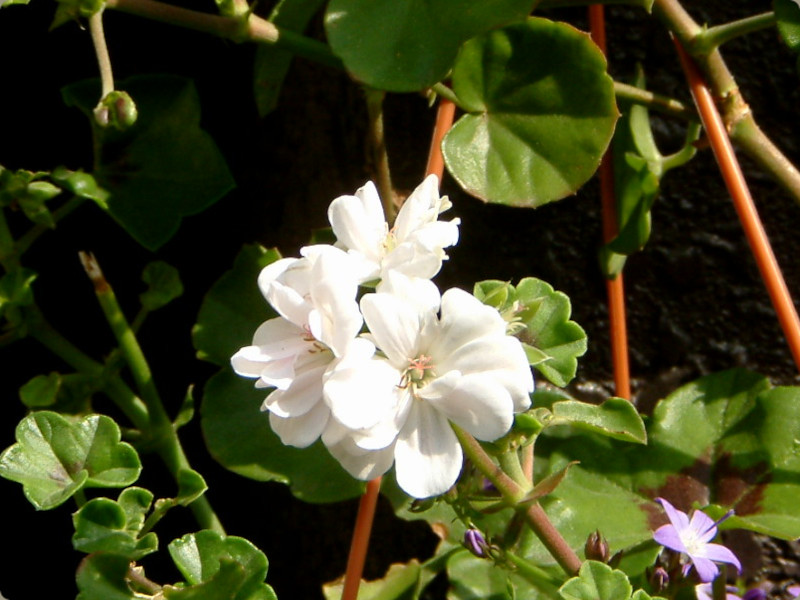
[94, 90, 138, 131]
[584, 529, 610, 563]
[650, 566, 669, 593]
[464, 528, 488, 558]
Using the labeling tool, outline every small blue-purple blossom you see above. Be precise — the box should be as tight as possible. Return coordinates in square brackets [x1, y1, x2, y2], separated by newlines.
[695, 583, 742, 600]
[788, 586, 800, 599]
[464, 528, 488, 558]
[650, 566, 669, 592]
[653, 497, 741, 582]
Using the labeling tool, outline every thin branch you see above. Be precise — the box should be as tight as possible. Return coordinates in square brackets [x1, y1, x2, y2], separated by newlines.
[613, 81, 695, 121]
[364, 89, 396, 224]
[89, 11, 115, 97]
[341, 478, 381, 600]
[692, 12, 777, 56]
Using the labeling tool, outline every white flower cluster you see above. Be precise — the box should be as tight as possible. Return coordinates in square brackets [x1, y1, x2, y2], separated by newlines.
[231, 175, 534, 498]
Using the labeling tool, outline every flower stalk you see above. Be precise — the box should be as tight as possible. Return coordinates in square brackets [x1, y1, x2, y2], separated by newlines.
[89, 10, 115, 98]
[365, 89, 396, 224]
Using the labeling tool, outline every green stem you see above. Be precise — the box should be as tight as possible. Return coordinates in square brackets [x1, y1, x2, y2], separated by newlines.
[613, 81, 695, 121]
[692, 12, 776, 55]
[365, 89, 396, 224]
[25, 306, 150, 430]
[651, 0, 703, 43]
[74, 488, 88, 508]
[89, 10, 115, 97]
[498, 450, 531, 492]
[0, 208, 16, 268]
[104, 0, 343, 69]
[452, 424, 526, 505]
[13, 196, 86, 260]
[77, 253, 225, 534]
[505, 550, 563, 597]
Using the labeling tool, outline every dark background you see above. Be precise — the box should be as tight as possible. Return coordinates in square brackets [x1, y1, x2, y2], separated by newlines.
[1, 1, 799, 598]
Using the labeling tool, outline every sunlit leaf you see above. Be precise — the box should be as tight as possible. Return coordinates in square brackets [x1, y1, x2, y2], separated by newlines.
[443, 18, 618, 206]
[325, 0, 535, 91]
[322, 560, 422, 600]
[0, 411, 141, 509]
[72, 487, 158, 559]
[558, 561, 631, 600]
[62, 75, 235, 250]
[166, 530, 277, 600]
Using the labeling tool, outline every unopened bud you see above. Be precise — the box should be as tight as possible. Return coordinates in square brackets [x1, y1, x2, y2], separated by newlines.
[464, 528, 488, 558]
[584, 529, 610, 563]
[650, 566, 669, 593]
[94, 90, 138, 131]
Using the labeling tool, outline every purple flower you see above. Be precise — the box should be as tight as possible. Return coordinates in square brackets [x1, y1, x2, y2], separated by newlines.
[788, 585, 800, 599]
[695, 583, 741, 600]
[653, 497, 742, 582]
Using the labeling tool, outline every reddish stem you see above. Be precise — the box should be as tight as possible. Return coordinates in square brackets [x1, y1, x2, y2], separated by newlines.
[341, 477, 382, 600]
[425, 99, 456, 180]
[673, 40, 800, 372]
[590, 5, 632, 400]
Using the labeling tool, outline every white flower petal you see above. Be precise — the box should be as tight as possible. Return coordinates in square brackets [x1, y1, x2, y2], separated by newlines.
[394, 401, 463, 498]
[262, 353, 329, 417]
[266, 279, 311, 328]
[361, 292, 425, 367]
[324, 343, 402, 430]
[256, 257, 297, 296]
[430, 289, 506, 358]
[393, 174, 441, 242]
[420, 372, 514, 441]
[268, 402, 330, 448]
[307, 248, 362, 355]
[376, 271, 441, 314]
[328, 182, 386, 261]
[324, 428, 396, 480]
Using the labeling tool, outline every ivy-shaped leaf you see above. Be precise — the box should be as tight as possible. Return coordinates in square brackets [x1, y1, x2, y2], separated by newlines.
[0, 411, 141, 509]
[193, 244, 281, 366]
[18, 372, 94, 414]
[202, 369, 364, 502]
[62, 75, 235, 251]
[443, 18, 618, 206]
[72, 487, 158, 559]
[140, 261, 184, 312]
[325, 0, 535, 91]
[166, 530, 277, 600]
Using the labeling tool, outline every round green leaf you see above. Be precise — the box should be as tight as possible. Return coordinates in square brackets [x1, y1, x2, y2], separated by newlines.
[167, 530, 277, 600]
[559, 561, 632, 600]
[201, 369, 364, 503]
[140, 260, 184, 312]
[443, 18, 619, 206]
[0, 411, 141, 510]
[76, 554, 141, 600]
[324, 0, 535, 91]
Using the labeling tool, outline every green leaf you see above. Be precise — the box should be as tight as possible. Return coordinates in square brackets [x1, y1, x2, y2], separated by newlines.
[61, 75, 235, 250]
[19, 372, 95, 414]
[515, 277, 587, 387]
[322, 560, 422, 600]
[443, 18, 618, 206]
[0, 411, 141, 509]
[19, 373, 61, 408]
[0, 268, 37, 315]
[558, 561, 632, 600]
[776, 0, 800, 54]
[76, 553, 142, 600]
[140, 261, 184, 311]
[529, 368, 800, 576]
[175, 467, 208, 506]
[201, 368, 364, 502]
[324, 0, 534, 91]
[549, 397, 647, 444]
[167, 530, 277, 600]
[254, 0, 328, 117]
[193, 244, 282, 366]
[72, 487, 158, 559]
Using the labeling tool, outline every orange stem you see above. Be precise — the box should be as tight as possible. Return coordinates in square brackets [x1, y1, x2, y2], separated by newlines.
[590, 5, 632, 400]
[341, 477, 382, 600]
[425, 99, 456, 179]
[673, 39, 800, 373]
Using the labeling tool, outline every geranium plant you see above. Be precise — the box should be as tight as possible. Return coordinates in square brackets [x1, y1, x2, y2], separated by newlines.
[2, 1, 800, 599]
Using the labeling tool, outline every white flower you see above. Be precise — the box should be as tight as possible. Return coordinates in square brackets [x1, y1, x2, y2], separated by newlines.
[327, 174, 460, 283]
[323, 278, 533, 498]
[230, 245, 363, 447]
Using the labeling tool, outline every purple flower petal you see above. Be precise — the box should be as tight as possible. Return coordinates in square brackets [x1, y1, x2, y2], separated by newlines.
[688, 509, 718, 543]
[696, 542, 742, 573]
[656, 497, 691, 531]
[691, 556, 721, 582]
[654, 524, 688, 553]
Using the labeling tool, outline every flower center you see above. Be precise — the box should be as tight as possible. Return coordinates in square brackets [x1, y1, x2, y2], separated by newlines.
[400, 354, 436, 392]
